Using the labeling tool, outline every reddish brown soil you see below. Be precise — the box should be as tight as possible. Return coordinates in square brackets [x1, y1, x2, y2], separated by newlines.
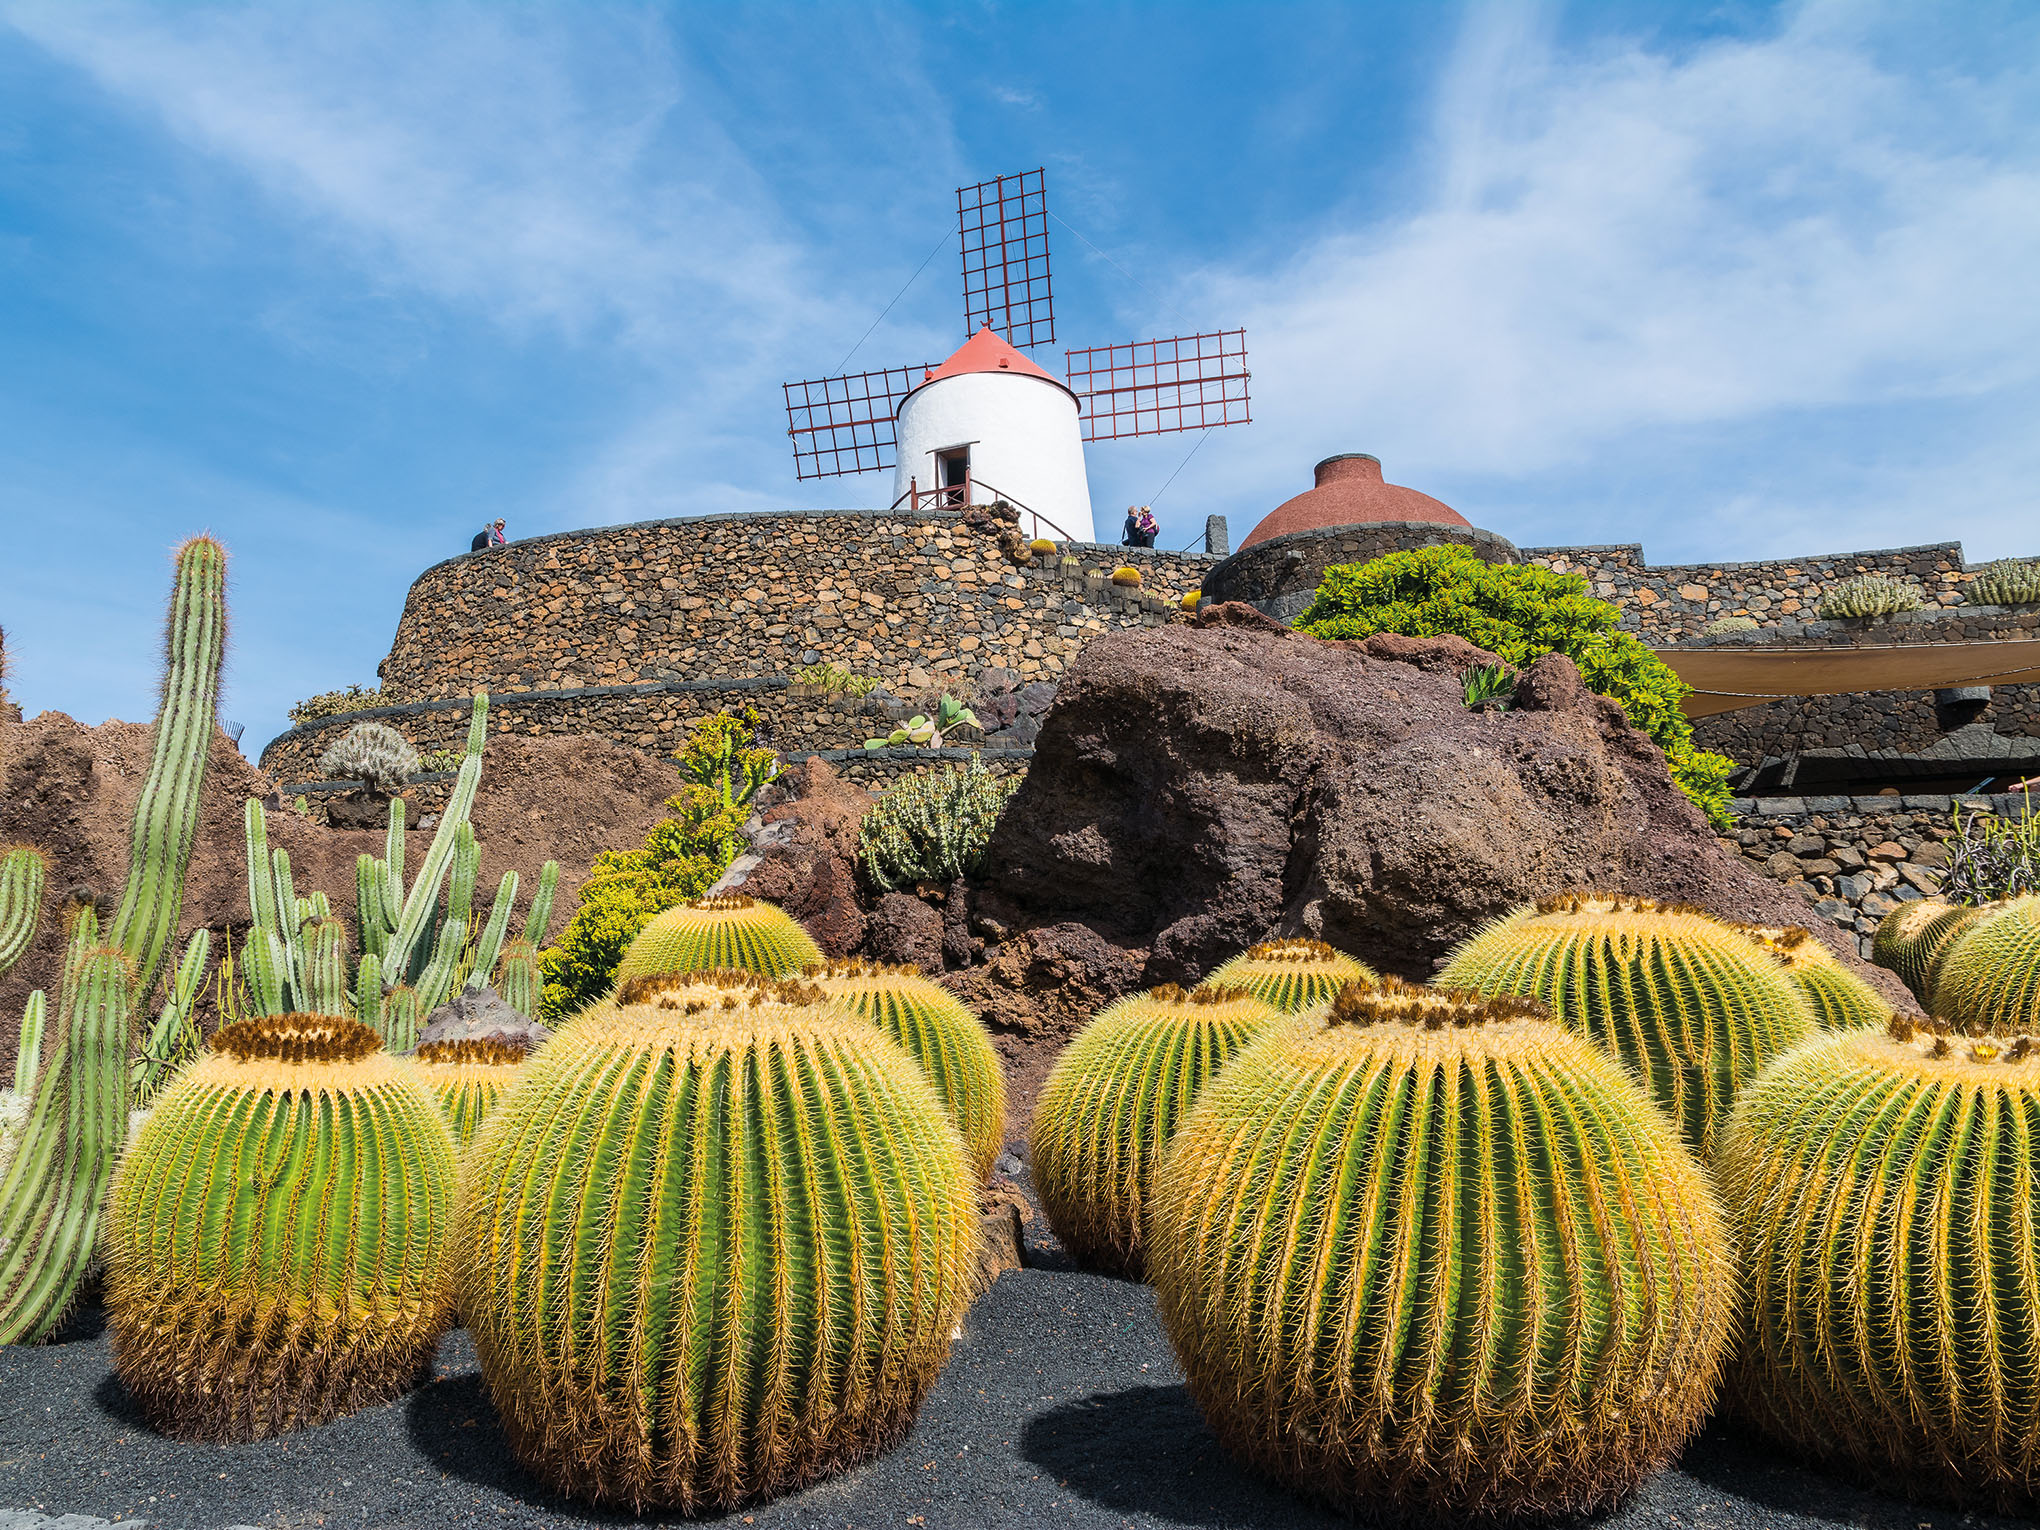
[0, 713, 679, 1077]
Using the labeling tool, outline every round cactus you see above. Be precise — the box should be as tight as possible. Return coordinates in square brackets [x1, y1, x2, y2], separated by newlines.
[1719, 1013, 2040, 1510]
[1028, 537, 1058, 555]
[803, 959, 1007, 1180]
[612, 893, 822, 989]
[1110, 565, 1142, 587]
[1029, 984, 1284, 1277]
[1179, 589, 1200, 612]
[1735, 924, 1891, 1029]
[1438, 892, 1816, 1157]
[1927, 894, 2040, 1032]
[103, 1013, 458, 1441]
[1871, 896, 1989, 1005]
[462, 979, 979, 1512]
[411, 1037, 529, 1149]
[1202, 937, 1377, 1014]
[1149, 979, 1733, 1519]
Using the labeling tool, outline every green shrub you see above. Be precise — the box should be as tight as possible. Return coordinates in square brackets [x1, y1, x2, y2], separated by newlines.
[794, 662, 885, 699]
[1294, 546, 1738, 827]
[1966, 558, 2040, 607]
[538, 711, 779, 1018]
[288, 683, 383, 726]
[1820, 573, 1926, 618]
[858, 754, 1019, 892]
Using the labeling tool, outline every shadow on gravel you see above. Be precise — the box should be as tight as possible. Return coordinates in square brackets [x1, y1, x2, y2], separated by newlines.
[45, 1293, 107, 1345]
[90, 1371, 147, 1430]
[1020, 1383, 1344, 1529]
[1680, 1422, 2031, 1529]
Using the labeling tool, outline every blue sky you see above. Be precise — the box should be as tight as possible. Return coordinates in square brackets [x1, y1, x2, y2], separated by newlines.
[4, 1, 2037, 756]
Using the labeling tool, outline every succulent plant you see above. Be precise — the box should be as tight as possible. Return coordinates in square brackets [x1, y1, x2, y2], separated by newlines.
[318, 721, 419, 794]
[103, 1013, 458, 1440]
[1720, 1012, 2040, 1509]
[1030, 984, 1285, 1277]
[1734, 924, 1891, 1029]
[1965, 558, 2040, 607]
[1111, 565, 1142, 587]
[1703, 614, 1761, 634]
[1029, 537, 1058, 555]
[1149, 979, 1733, 1519]
[461, 980, 979, 1511]
[1201, 937, 1376, 1014]
[411, 1037, 529, 1149]
[1461, 661, 1518, 710]
[864, 693, 981, 750]
[1820, 573, 1927, 619]
[611, 893, 822, 989]
[1438, 892, 1816, 1158]
[856, 754, 1018, 892]
[1928, 894, 2040, 1032]
[803, 959, 1006, 1180]
[1179, 590, 1200, 611]
[0, 845, 47, 978]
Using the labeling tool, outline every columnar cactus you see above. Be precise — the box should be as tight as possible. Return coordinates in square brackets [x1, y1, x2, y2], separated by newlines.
[1735, 924, 1890, 1029]
[1438, 893, 1816, 1157]
[461, 981, 979, 1511]
[1029, 984, 1284, 1276]
[1202, 937, 1376, 1013]
[1871, 896, 1988, 1005]
[1720, 1013, 2040, 1509]
[1149, 980, 1734, 1519]
[0, 845, 46, 977]
[104, 1013, 458, 1439]
[1926, 894, 2040, 1032]
[611, 893, 822, 988]
[803, 959, 1007, 1179]
[412, 1038, 528, 1149]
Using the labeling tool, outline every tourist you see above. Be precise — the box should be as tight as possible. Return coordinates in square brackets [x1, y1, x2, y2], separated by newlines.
[470, 518, 507, 553]
[1136, 505, 1159, 546]
[1121, 506, 1156, 548]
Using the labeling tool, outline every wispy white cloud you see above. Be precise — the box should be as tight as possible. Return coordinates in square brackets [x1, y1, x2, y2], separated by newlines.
[1182, 1, 2040, 555]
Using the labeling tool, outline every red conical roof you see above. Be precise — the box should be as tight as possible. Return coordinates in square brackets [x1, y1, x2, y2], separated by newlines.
[1239, 454, 1468, 549]
[921, 326, 1060, 386]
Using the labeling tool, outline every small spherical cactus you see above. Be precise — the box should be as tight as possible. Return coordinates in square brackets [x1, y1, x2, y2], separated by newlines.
[1029, 537, 1058, 556]
[462, 980, 979, 1512]
[1150, 979, 1733, 1519]
[1871, 896, 1989, 1005]
[1438, 892, 1815, 1157]
[1029, 984, 1284, 1276]
[1110, 565, 1142, 587]
[1927, 894, 2040, 1032]
[103, 1013, 458, 1441]
[612, 893, 822, 989]
[1720, 1013, 2040, 1510]
[1178, 589, 1200, 611]
[411, 1037, 529, 1148]
[803, 959, 1007, 1180]
[1202, 937, 1376, 1013]
[1734, 924, 1891, 1029]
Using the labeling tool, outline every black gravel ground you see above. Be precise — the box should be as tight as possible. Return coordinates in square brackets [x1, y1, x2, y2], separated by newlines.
[2, 1241, 2031, 1530]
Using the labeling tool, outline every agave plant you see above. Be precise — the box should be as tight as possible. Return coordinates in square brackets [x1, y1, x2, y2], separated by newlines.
[865, 694, 981, 749]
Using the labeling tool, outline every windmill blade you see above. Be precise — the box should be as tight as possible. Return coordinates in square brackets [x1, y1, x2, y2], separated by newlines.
[959, 168, 1055, 348]
[782, 362, 932, 480]
[1065, 329, 1252, 442]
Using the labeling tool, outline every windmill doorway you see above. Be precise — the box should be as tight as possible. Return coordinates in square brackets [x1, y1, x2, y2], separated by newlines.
[935, 444, 972, 507]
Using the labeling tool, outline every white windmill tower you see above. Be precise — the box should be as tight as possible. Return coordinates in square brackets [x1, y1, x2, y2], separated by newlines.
[783, 170, 1251, 547]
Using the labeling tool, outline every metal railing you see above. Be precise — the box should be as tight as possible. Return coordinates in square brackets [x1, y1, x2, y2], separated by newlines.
[888, 470, 1077, 546]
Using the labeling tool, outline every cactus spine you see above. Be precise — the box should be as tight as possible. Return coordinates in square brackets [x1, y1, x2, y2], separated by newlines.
[104, 1013, 458, 1440]
[461, 982, 979, 1511]
[412, 1038, 528, 1149]
[804, 959, 1007, 1180]
[1438, 893, 1816, 1157]
[1735, 924, 1891, 1029]
[1149, 980, 1734, 1518]
[1720, 1014, 2040, 1509]
[1202, 937, 1377, 1013]
[1926, 894, 2040, 1032]
[1030, 984, 1284, 1276]
[612, 893, 823, 988]
[0, 536, 225, 1343]
[1872, 896, 1988, 1005]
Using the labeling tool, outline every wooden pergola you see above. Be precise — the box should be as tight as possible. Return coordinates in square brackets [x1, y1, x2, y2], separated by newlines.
[1660, 640, 2040, 718]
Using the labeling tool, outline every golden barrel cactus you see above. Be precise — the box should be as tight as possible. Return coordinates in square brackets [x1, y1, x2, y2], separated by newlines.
[1929, 894, 2040, 1032]
[1149, 980, 1734, 1519]
[1735, 924, 1890, 1029]
[411, 1037, 529, 1149]
[1202, 937, 1376, 1014]
[1438, 893, 1815, 1156]
[1871, 896, 1990, 1005]
[1720, 1013, 2040, 1509]
[803, 959, 1006, 1180]
[1029, 984, 1284, 1276]
[103, 1013, 459, 1440]
[461, 980, 979, 1512]
[611, 893, 822, 988]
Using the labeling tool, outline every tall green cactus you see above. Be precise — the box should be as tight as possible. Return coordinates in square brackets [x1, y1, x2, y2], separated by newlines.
[0, 846, 47, 976]
[104, 1012, 458, 1439]
[461, 980, 979, 1511]
[1149, 979, 1734, 1518]
[1720, 1013, 2040, 1509]
[1030, 984, 1284, 1276]
[1438, 892, 1816, 1158]
[1202, 936, 1376, 1013]
[1, 536, 225, 1343]
[611, 893, 823, 988]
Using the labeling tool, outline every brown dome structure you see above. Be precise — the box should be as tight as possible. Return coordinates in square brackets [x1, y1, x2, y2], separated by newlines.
[1239, 454, 1469, 550]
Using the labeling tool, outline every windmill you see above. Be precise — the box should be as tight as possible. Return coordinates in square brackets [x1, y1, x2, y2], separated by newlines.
[781, 169, 1251, 545]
